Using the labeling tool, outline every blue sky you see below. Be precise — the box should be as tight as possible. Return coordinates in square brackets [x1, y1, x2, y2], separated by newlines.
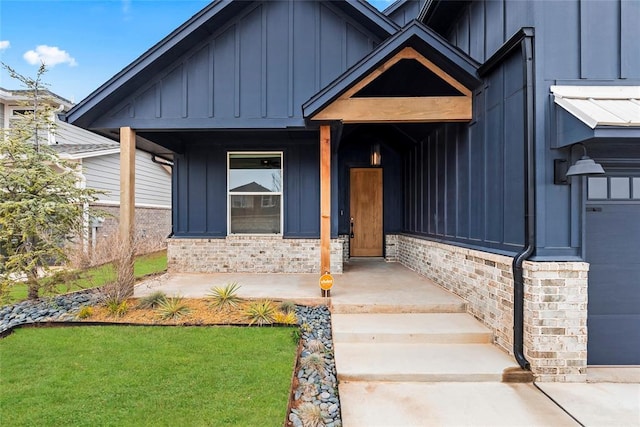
[0, 0, 396, 103]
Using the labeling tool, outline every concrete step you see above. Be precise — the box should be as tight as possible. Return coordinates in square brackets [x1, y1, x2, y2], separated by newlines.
[332, 313, 493, 344]
[334, 342, 517, 382]
[338, 382, 578, 427]
[330, 300, 466, 314]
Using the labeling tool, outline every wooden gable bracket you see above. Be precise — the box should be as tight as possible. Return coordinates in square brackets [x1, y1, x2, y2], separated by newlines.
[312, 47, 472, 124]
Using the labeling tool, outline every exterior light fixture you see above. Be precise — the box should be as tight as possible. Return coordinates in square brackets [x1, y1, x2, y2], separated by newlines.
[370, 143, 381, 166]
[554, 143, 605, 185]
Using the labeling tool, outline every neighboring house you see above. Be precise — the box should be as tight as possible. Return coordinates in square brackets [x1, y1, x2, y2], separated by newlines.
[65, 0, 639, 380]
[0, 88, 172, 248]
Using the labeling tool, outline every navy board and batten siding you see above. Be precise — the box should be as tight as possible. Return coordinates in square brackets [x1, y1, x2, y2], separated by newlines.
[81, 0, 389, 131]
[427, 0, 640, 365]
[385, 0, 425, 27]
[172, 132, 320, 238]
[436, 0, 640, 259]
[400, 49, 525, 254]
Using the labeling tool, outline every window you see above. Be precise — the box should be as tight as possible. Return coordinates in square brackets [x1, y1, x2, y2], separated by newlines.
[228, 152, 282, 234]
[588, 176, 640, 201]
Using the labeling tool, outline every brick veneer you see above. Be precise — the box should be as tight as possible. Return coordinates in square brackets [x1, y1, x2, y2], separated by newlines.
[168, 236, 345, 274]
[93, 205, 171, 245]
[392, 234, 588, 382]
[523, 261, 589, 382]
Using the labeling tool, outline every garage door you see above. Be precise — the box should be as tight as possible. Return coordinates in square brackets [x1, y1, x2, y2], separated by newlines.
[586, 175, 640, 365]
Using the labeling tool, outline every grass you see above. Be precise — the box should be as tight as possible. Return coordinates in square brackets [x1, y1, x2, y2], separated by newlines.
[0, 326, 296, 426]
[5, 250, 167, 304]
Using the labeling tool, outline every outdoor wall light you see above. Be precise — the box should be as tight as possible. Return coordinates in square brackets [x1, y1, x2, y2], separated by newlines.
[554, 143, 605, 185]
[370, 143, 381, 166]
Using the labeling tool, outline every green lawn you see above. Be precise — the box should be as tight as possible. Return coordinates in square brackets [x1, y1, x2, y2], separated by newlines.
[0, 326, 296, 426]
[5, 250, 167, 304]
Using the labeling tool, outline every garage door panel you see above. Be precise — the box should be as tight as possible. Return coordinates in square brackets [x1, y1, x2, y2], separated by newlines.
[588, 265, 640, 315]
[586, 209, 640, 263]
[587, 314, 640, 365]
[586, 191, 640, 365]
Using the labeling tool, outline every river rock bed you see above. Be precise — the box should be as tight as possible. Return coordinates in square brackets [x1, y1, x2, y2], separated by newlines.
[290, 305, 341, 427]
[0, 290, 101, 334]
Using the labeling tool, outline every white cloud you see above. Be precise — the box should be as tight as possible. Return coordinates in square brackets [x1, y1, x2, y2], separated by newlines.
[0, 40, 10, 51]
[122, 0, 132, 20]
[23, 45, 78, 67]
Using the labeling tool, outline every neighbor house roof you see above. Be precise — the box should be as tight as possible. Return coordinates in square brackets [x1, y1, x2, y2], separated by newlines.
[52, 143, 120, 160]
[0, 87, 74, 110]
[50, 118, 120, 159]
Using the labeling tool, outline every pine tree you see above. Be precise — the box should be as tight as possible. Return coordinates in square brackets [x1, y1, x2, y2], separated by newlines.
[0, 63, 98, 300]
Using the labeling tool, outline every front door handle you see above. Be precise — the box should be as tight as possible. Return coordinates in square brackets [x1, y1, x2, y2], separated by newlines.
[350, 217, 355, 238]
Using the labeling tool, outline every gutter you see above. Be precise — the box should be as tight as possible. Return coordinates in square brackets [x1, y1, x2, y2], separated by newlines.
[151, 154, 174, 168]
[479, 28, 535, 370]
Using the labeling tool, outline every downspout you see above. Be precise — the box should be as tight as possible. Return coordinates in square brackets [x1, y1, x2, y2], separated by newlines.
[512, 31, 535, 370]
[478, 28, 535, 370]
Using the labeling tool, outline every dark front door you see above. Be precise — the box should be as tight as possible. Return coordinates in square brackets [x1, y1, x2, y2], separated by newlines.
[586, 175, 640, 365]
[350, 168, 383, 257]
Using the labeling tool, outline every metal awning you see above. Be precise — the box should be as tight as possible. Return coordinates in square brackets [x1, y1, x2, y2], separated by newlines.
[551, 85, 640, 129]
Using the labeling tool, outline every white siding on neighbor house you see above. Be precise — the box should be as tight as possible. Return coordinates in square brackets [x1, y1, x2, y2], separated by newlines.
[54, 119, 110, 146]
[0, 103, 5, 128]
[83, 150, 172, 207]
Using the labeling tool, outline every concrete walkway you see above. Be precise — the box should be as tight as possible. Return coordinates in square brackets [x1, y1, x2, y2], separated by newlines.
[135, 259, 640, 426]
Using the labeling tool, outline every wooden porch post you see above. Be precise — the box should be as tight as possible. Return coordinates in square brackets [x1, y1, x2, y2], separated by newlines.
[120, 126, 136, 291]
[320, 125, 331, 274]
[120, 127, 136, 243]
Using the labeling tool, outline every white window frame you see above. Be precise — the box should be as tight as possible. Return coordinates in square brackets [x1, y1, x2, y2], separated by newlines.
[8, 107, 56, 145]
[227, 151, 284, 235]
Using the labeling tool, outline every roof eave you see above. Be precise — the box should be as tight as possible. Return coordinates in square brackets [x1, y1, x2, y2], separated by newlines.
[302, 20, 481, 120]
[66, 0, 238, 126]
[335, 0, 400, 36]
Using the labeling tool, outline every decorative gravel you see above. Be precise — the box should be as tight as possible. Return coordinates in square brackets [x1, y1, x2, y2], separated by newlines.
[0, 290, 101, 334]
[1, 294, 341, 426]
[290, 305, 341, 427]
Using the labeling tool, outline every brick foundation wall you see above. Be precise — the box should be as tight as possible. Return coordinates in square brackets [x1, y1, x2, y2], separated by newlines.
[385, 234, 398, 261]
[394, 234, 588, 382]
[339, 235, 350, 264]
[92, 204, 171, 247]
[168, 236, 344, 274]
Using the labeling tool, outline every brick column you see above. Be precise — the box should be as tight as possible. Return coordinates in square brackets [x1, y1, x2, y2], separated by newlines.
[523, 261, 589, 382]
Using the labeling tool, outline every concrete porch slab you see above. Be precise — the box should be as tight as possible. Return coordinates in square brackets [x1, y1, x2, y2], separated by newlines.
[134, 259, 466, 312]
[339, 381, 578, 427]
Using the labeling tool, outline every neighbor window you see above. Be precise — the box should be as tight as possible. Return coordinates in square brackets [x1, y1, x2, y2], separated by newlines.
[228, 152, 282, 234]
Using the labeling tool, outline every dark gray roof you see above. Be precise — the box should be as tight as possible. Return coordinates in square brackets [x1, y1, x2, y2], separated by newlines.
[51, 143, 119, 157]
